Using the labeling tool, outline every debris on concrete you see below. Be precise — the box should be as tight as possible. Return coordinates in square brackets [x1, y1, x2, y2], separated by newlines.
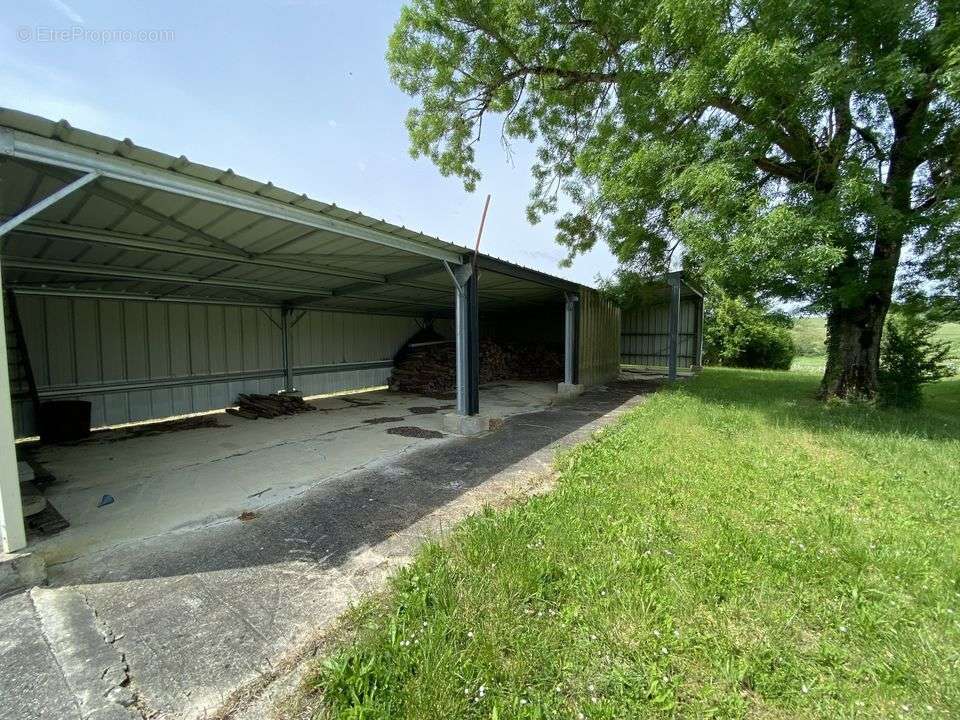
[233, 394, 317, 419]
[97, 494, 114, 508]
[25, 503, 69, 538]
[247, 487, 272, 499]
[340, 396, 384, 407]
[121, 414, 226, 439]
[362, 416, 406, 425]
[385, 426, 445, 439]
[238, 510, 258, 522]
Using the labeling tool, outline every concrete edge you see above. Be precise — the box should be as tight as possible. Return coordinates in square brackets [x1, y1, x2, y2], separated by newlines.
[441, 413, 504, 436]
[0, 551, 47, 595]
[556, 382, 584, 400]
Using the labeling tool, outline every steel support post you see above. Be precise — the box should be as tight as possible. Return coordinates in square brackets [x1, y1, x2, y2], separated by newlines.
[667, 277, 681, 381]
[0, 279, 25, 553]
[450, 263, 479, 416]
[564, 292, 579, 385]
[280, 306, 295, 393]
[0, 171, 101, 552]
[694, 295, 705, 368]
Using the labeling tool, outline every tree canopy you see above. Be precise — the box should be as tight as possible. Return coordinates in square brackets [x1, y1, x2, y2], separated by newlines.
[388, 0, 959, 396]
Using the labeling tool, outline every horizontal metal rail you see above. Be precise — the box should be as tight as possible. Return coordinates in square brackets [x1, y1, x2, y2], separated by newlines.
[29, 360, 394, 398]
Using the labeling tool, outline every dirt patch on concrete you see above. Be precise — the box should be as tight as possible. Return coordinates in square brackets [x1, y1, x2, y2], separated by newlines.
[362, 416, 406, 425]
[385, 426, 445, 439]
[407, 405, 455, 415]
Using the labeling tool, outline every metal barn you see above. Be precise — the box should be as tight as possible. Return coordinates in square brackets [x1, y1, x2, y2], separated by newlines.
[0, 109, 623, 558]
[620, 272, 705, 378]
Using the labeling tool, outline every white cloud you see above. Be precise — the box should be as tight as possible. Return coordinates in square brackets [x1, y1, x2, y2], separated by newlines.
[0, 56, 110, 130]
[47, 0, 85, 24]
[328, 119, 337, 128]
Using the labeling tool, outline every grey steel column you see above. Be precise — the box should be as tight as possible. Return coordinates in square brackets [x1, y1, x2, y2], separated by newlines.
[452, 263, 480, 416]
[695, 296, 705, 368]
[564, 293, 578, 384]
[280, 306, 294, 393]
[667, 278, 681, 381]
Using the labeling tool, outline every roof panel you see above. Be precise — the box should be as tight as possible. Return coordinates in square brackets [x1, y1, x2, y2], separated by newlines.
[0, 107, 584, 316]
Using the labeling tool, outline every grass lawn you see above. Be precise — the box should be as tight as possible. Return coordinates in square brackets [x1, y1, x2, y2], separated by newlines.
[305, 369, 960, 719]
[790, 317, 960, 374]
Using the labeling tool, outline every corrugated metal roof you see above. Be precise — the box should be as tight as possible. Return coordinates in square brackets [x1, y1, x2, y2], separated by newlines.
[0, 107, 580, 317]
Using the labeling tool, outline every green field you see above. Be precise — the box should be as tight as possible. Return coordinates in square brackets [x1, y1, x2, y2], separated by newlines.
[790, 316, 960, 374]
[301, 369, 960, 719]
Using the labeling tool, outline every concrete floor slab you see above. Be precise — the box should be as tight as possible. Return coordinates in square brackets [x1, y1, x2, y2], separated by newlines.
[1, 379, 659, 720]
[25, 382, 557, 567]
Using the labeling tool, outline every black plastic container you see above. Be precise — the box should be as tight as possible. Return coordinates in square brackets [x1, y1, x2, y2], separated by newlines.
[38, 400, 92, 443]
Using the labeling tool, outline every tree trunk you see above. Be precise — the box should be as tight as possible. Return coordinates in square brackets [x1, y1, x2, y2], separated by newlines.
[818, 301, 890, 400]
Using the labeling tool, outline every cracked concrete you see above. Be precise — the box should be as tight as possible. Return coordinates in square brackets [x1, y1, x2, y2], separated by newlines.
[0, 380, 657, 720]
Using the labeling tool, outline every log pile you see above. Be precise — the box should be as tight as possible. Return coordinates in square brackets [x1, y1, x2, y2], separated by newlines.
[390, 340, 563, 396]
[227, 393, 317, 420]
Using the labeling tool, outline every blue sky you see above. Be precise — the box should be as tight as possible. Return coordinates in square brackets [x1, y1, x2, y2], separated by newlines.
[1, 0, 617, 286]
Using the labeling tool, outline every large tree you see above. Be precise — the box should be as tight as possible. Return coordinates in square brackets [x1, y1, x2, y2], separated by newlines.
[388, 0, 960, 399]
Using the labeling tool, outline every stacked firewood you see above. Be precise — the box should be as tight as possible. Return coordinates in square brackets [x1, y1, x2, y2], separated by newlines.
[227, 393, 317, 420]
[390, 340, 563, 395]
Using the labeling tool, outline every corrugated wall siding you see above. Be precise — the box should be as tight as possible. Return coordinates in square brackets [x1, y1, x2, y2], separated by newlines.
[620, 299, 700, 368]
[12, 294, 421, 437]
[577, 287, 621, 386]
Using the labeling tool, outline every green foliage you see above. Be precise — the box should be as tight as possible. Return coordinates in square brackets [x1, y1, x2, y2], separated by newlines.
[304, 369, 960, 719]
[878, 311, 955, 408]
[704, 297, 796, 370]
[387, 0, 960, 302]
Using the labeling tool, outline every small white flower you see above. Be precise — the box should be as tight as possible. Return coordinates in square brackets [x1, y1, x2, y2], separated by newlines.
[588, 684, 595, 692]
[802, 685, 809, 694]
[519, 699, 527, 705]
[653, 629, 661, 638]
[661, 646, 669, 656]
[467, 631, 474, 638]
[839, 625, 848, 633]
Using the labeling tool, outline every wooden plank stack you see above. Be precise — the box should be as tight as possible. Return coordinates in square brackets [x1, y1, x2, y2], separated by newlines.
[227, 393, 317, 420]
[390, 340, 563, 396]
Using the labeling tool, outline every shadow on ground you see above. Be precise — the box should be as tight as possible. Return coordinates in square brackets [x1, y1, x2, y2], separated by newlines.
[55, 380, 661, 586]
[685, 369, 960, 443]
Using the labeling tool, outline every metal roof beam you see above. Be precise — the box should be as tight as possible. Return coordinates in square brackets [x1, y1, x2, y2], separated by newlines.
[2, 129, 465, 264]
[0, 171, 99, 237]
[11, 220, 385, 283]
[20, 161, 252, 258]
[3, 257, 334, 297]
[477, 255, 579, 292]
[331, 262, 441, 297]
